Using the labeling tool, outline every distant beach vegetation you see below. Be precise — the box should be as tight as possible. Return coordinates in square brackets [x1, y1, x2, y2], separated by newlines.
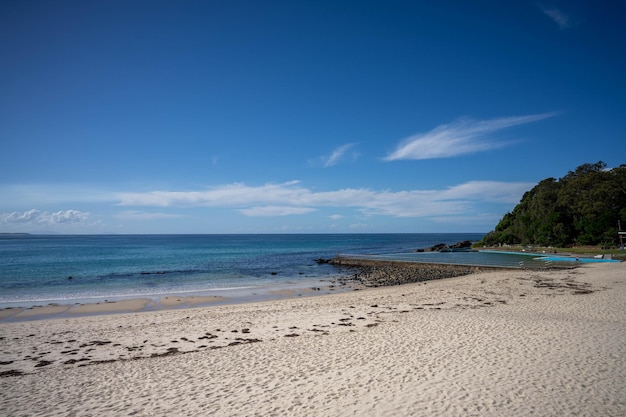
[479, 161, 626, 248]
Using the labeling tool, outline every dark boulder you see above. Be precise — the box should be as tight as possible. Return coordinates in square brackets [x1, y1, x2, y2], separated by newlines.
[427, 243, 449, 252]
[418, 241, 472, 252]
[451, 240, 472, 249]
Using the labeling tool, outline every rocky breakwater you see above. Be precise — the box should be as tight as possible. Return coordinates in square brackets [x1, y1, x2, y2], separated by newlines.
[329, 257, 492, 287]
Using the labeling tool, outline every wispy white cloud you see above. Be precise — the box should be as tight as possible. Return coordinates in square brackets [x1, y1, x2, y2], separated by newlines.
[320, 143, 358, 167]
[0, 209, 91, 225]
[440, 181, 530, 204]
[115, 180, 533, 219]
[116, 181, 306, 207]
[384, 112, 557, 161]
[540, 6, 570, 29]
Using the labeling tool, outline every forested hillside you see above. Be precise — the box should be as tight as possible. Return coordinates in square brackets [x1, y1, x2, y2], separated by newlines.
[480, 162, 626, 247]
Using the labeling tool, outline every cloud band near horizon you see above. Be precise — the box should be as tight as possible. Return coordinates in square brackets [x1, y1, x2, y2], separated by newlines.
[1, 179, 534, 231]
[113, 180, 533, 218]
[0, 209, 91, 226]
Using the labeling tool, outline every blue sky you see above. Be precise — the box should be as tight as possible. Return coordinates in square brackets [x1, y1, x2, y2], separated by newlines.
[1, 0, 624, 234]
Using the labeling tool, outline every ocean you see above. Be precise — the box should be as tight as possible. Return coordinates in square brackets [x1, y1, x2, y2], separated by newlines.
[0, 233, 484, 308]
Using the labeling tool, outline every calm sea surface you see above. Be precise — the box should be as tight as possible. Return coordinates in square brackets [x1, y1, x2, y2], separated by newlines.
[0, 233, 484, 308]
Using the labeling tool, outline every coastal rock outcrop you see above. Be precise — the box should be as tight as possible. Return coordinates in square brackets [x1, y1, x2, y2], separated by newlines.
[425, 243, 449, 252]
[451, 240, 472, 249]
[418, 240, 474, 252]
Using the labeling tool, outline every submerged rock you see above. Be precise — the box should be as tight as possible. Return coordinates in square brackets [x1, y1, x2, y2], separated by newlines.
[314, 258, 331, 264]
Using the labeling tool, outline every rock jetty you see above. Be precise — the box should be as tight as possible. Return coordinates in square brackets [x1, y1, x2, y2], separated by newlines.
[329, 257, 504, 287]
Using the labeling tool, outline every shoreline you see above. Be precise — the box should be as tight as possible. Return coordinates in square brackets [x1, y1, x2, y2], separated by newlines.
[1, 262, 624, 415]
[0, 258, 519, 322]
[0, 279, 361, 323]
[0, 255, 599, 322]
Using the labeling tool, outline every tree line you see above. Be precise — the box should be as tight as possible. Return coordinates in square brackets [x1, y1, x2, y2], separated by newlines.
[480, 161, 626, 247]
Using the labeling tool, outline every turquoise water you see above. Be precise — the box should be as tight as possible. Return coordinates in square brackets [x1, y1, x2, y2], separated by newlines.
[480, 250, 621, 263]
[0, 233, 484, 308]
[343, 250, 552, 268]
[342, 249, 620, 268]
[537, 256, 619, 263]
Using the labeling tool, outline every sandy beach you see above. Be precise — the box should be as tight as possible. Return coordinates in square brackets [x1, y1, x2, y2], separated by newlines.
[1, 262, 625, 416]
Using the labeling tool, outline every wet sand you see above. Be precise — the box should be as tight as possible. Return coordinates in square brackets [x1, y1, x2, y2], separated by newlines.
[0, 281, 353, 322]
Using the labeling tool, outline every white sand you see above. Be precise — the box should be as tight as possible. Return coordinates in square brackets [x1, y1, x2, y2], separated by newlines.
[1, 263, 625, 416]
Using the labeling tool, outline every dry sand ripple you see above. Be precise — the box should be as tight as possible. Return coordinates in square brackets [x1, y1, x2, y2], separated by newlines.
[1, 263, 625, 416]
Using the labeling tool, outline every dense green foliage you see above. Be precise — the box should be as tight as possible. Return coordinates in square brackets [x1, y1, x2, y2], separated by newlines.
[480, 162, 626, 247]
